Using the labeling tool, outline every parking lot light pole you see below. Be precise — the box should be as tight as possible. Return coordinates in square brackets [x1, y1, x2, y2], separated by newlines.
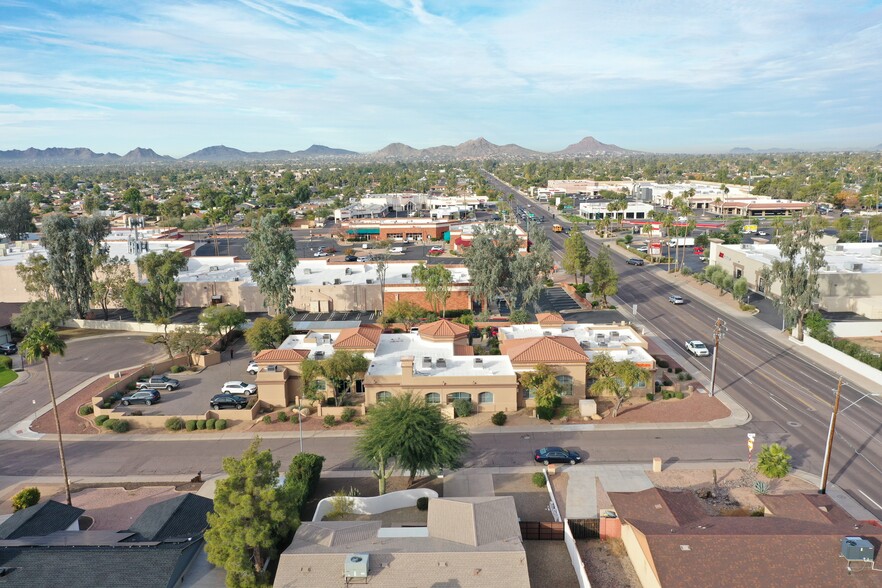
[709, 318, 727, 397]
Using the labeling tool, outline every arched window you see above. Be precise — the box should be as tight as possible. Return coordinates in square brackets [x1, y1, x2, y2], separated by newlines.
[447, 392, 471, 403]
[478, 392, 494, 404]
[556, 375, 574, 396]
[425, 392, 440, 404]
[376, 391, 392, 402]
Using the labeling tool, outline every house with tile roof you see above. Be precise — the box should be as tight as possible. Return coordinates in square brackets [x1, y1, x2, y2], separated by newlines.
[0, 493, 212, 588]
[273, 496, 530, 588]
[608, 487, 882, 588]
[252, 319, 655, 412]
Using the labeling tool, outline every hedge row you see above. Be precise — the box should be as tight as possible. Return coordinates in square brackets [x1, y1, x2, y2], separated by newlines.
[283, 453, 325, 516]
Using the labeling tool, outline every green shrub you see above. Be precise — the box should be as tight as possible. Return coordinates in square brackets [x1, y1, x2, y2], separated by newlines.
[750, 509, 765, 517]
[682, 372, 691, 380]
[282, 453, 326, 512]
[675, 391, 684, 399]
[126, 384, 137, 391]
[574, 283, 590, 297]
[277, 411, 290, 422]
[111, 419, 129, 433]
[196, 419, 207, 430]
[165, 417, 184, 431]
[170, 365, 185, 373]
[757, 443, 792, 478]
[78, 404, 94, 416]
[185, 419, 197, 431]
[11, 487, 40, 512]
[323, 415, 337, 427]
[95, 415, 109, 426]
[662, 378, 673, 387]
[416, 496, 430, 511]
[666, 367, 673, 373]
[532, 472, 547, 487]
[262, 415, 272, 425]
[206, 418, 216, 430]
[102, 400, 112, 409]
[452, 399, 472, 418]
[491, 411, 507, 426]
[0, 356, 12, 370]
[645, 393, 655, 401]
[536, 406, 555, 420]
[215, 419, 227, 430]
[674, 367, 683, 374]
[656, 359, 669, 369]
[340, 407, 357, 423]
[102, 418, 118, 429]
[353, 417, 365, 426]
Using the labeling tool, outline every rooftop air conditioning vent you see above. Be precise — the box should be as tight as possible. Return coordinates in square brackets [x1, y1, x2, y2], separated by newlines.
[334, 278, 342, 285]
[474, 358, 483, 365]
[423, 357, 433, 366]
[314, 351, 325, 359]
[835, 245, 844, 251]
[845, 262, 863, 272]
[304, 268, 311, 274]
[841, 537, 875, 562]
[344, 553, 370, 579]
[209, 266, 219, 271]
[402, 273, 409, 278]
[366, 279, 374, 284]
[871, 246, 882, 257]
[543, 331, 552, 336]
[345, 268, 352, 275]
[436, 358, 446, 367]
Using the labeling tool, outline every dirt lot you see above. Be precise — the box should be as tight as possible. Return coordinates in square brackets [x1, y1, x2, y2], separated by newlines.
[579, 538, 641, 588]
[524, 540, 580, 588]
[494, 473, 555, 521]
[647, 467, 816, 514]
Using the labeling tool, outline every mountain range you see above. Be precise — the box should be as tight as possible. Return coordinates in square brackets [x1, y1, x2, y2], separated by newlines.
[0, 136, 633, 165]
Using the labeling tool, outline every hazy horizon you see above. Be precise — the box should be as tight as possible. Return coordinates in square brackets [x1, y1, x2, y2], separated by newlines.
[3, 1, 882, 157]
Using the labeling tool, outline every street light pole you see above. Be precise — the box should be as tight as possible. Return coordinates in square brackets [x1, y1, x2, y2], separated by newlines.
[709, 318, 726, 397]
[819, 378, 843, 494]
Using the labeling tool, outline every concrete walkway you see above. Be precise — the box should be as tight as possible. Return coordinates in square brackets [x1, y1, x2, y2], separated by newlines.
[442, 471, 495, 497]
[564, 464, 654, 519]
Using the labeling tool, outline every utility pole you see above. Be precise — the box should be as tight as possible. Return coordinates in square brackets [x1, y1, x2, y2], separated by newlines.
[819, 378, 843, 495]
[709, 318, 726, 397]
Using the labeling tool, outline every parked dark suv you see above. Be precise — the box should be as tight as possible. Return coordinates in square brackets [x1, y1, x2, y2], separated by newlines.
[120, 389, 161, 406]
[626, 258, 645, 266]
[210, 393, 249, 410]
[0, 343, 17, 355]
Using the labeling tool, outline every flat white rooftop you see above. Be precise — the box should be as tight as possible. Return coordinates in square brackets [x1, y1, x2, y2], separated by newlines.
[0, 238, 193, 267]
[720, 242, 882, 275]
[369, 333, 514, 377]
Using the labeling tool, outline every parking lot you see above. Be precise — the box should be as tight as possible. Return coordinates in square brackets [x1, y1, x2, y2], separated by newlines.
[116, 340, 257, 417]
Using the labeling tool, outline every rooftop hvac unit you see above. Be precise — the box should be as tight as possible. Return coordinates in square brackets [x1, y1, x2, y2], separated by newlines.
[314, 351, 325, 359]
[474, 358, 483, 366]
[841, 537, 875, 562]
[436, 358, 446, 367]
[835, 245, 844, 251]
[334, 278, 342, 285]
[543, 331, 552, 336]
[345, 268, 352, 275]
[366, 279, 374, 284]
[423, 357, 433, 366]
[871, 246, 882, 257]
[845, 262, 863, 272]
[344, 553, 369, 579]
[402, 273, 409, 278]
[209, 266, 219, 271]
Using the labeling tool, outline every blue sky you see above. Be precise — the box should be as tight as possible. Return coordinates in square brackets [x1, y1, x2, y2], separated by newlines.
[1, 0, 881, 156]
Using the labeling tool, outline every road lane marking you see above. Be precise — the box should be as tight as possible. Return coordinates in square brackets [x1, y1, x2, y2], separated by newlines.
[768, 394, 789, 411]
[840, 393, 872, 414]
[859, 490, 882, 511]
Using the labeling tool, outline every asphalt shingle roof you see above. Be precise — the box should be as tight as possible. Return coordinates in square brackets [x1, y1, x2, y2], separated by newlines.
[0, 501, 84, 540]
[126, 494, 212, 542]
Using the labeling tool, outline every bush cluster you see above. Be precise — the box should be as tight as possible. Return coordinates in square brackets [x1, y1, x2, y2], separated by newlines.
[277, 411, 290, 422]
[340, 407, 357, 423]
[215, 419, 227, 430]
[0, 356, 12, 370]
[416, 496, 430, 511]
[95, 415, 110, 427]
[78, 404, 94, 416]
[11, 487, 40, 512]
[206, 418, 216, 429]
[532, 472, 547, 487]
[197, 420, 206, 430]
[164, 417, 184, 431]
[452, 399, 472, 418]
[262, 415, 272, 425]
[806, 311, 882, 370]
[491, 411, 507, 426]
[186, 419, 197, 431]
[646, 393, 655, 401]
[110, 419, 130, 433]
[169, 365, 185, 373]
[323, 415, 337, 427]
[536, 406, 555, 421]
[656, 359, 669, 369]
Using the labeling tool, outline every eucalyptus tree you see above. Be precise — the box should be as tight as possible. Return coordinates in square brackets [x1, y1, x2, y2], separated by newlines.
[246, 213, 299, 315]
[0, 196, 34, 241]
[411, 263, 453, 317]
[40, 214, 94, 318]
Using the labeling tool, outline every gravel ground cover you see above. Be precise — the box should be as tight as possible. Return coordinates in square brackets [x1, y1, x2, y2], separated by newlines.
[524, 540, 580, 588]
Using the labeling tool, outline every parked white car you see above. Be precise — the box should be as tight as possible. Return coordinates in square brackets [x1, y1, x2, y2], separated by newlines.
[388, 246, 404, 254]
[685, 340, 710, 357]
[246, 361, 260, 375]
[222, 380, 258, 395]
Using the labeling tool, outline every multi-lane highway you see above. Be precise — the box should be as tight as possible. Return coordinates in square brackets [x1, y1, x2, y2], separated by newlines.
[483, 170, 882, 517]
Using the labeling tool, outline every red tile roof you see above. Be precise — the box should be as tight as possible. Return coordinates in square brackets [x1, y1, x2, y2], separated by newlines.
[500, 336, 589, 363]
[535, 312, 566, 326]
[418, 319, 469, 340]
[333, 324, 383, 350]
[253, 348, 309, 363]
[453, 344, 474, 356]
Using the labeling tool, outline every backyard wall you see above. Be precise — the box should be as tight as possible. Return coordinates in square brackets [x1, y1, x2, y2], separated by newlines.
[830, 321, 882, 338]
[312, 489, 438, 522]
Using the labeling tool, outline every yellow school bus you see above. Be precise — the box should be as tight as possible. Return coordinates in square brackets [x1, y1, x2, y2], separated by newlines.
[552, 224, 563, 233]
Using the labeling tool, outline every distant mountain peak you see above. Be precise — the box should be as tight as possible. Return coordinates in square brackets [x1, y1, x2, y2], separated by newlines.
[555, 136, 631, 155]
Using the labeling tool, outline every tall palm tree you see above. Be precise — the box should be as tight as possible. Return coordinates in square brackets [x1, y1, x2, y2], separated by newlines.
[20, 322, 72, 505]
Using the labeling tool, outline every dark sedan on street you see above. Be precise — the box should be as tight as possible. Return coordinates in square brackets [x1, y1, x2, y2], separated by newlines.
[534, 447, 582, 465]
[120, 389, 161, 406]
[626, 258, 645, 266]
[210, 393, 249, 410]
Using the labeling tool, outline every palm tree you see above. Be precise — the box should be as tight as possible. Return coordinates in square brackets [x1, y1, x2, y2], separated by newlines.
[20, 322, 72, 505]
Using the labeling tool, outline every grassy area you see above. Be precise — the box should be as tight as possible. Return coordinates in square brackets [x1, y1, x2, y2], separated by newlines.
[0, 369, 18, 387]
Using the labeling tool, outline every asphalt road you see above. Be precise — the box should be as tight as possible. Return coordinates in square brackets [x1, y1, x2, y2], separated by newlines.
[483, 170, 882, 518]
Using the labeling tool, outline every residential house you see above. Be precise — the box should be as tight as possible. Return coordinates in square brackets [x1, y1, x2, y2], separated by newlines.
[273, 496, 530, 588]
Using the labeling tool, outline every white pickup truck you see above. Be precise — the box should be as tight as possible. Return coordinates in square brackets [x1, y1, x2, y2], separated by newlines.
[136, 375, 180, 390]
[685, 340, 710, 357]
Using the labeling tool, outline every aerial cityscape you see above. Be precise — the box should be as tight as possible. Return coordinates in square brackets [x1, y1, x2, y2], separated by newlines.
[1, 2, 881, 588]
